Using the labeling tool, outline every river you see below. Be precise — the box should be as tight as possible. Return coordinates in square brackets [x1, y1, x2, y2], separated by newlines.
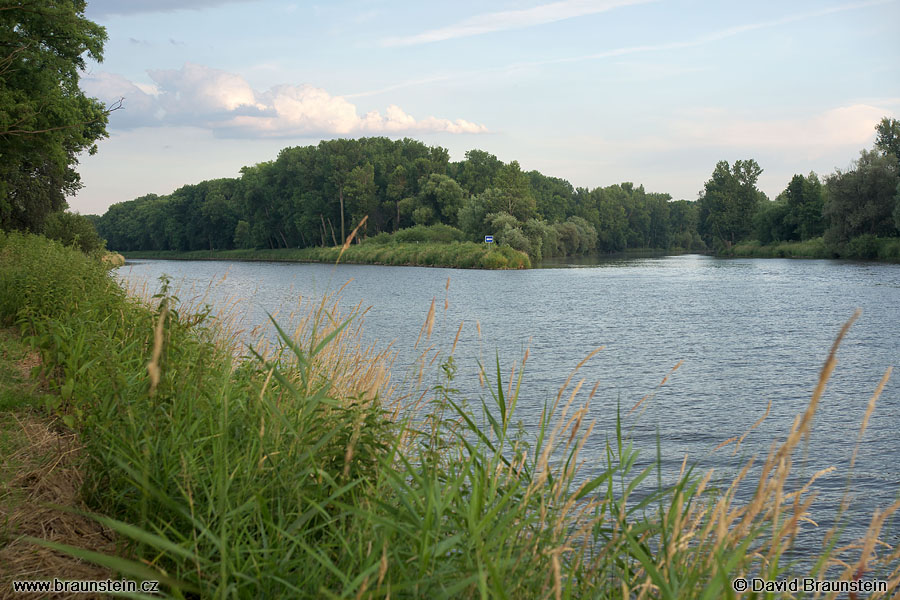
[116, 254, 900, 563]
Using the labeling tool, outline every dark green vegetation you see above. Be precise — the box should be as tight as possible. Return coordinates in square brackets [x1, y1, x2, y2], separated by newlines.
[124, 238, 531, 270]
[728, 117, 900, 260]
[95, 119, 900, 265]
[95, 139, 701, 264]
[0, 0, 114, 232]
[3, 232, 899, 598]
[123, 223, 531, 269]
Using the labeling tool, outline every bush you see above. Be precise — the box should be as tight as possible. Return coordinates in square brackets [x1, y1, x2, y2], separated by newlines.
[42, 211, 107, 255]
[393, 223, 466, 244]
[846, 234, 880, 259]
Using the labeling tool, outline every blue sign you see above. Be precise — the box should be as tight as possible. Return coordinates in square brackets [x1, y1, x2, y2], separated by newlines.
[484, 235, 494, 243]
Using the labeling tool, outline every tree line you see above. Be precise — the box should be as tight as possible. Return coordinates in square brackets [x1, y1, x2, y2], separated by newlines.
[95, 137, 708, 261]
[2, 1, 897, 262]
[699, 118, 900, 257]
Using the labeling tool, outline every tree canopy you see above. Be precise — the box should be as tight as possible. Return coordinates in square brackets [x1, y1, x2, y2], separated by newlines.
[697, 159, 765, 248]
[94, 117, 900, 262]
[97, 136, 703, 260]
[0, 0, 112, 232]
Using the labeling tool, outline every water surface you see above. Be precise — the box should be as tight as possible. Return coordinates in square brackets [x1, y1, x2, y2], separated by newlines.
[118, 254, 900, 559]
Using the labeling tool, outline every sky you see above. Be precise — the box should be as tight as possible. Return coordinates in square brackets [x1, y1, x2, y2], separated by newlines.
[71, 0, 900, 215]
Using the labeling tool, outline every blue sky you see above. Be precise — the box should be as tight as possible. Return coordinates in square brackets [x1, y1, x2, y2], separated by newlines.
[72, 0, 900, 215]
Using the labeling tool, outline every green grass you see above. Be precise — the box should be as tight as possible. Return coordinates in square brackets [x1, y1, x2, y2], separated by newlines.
[729, 236, 900, 262]
[728, 238, 830, 259]
[121, 241, 531, 270]
[2, 230, 898, 598]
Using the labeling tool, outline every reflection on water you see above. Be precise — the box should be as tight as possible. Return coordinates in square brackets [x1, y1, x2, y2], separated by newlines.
[117, 255, 900, 557]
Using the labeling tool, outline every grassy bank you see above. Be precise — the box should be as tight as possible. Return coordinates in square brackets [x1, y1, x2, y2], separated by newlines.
[2, 231, 899, 598]
[122, 240, 531, 269]
[727, 239, 831, 259]
[728, 236, 900, 261]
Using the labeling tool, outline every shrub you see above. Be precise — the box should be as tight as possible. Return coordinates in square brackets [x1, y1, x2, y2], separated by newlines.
[393, 224, 466, 244]
[847, 234, 880, 259]
[42, 211, 107, 255]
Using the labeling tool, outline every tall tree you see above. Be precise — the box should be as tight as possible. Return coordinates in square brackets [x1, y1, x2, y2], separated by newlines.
[493, 161, 536, 222]
[874, 117, 900, 166]
[1, 0, 112, 231]
[782, 172, 825, 240]
[824, 149, 899, 244]
[697, 159, 765, 247]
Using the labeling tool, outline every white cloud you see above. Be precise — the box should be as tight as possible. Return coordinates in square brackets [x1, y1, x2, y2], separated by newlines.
[149, 63, 266, 118]
[82, 63, 487, 138]
[381, 0, 655, 47]
[81, 72, 162, 128]
[668, 105, 888, 157]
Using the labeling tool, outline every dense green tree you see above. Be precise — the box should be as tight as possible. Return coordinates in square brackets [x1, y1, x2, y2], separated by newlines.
[386, 165, 408, 232]
[697, 159, 765, 247]
[585, 186, 628, 252]
[96, 136, 707, 259]
[492, 161, 536, 222]
[874, 117, 900, 166]
[417, 174, 465, 227]
[753, 199, 792, 244]
[457, 193, 489, 241]
[824, 149, 899, 244]
[782, 172, 825, 240]
[1, 0, 112, 231]
[346, 163, 377, 236]
[894, 182, 900, 232]
[528, 171, 574, 223]
[451, 149, 502, 196]
[42, 210, 105, 254]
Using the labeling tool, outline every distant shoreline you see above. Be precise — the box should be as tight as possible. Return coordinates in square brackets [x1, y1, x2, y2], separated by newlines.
[120, 242, 531, 270]
[120, 239, 900, 268]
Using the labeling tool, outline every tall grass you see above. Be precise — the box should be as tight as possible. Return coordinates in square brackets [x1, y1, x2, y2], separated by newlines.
[729, 236, 900, 262]
[121, 241, 531, 270]
[2, 231, 898, 598]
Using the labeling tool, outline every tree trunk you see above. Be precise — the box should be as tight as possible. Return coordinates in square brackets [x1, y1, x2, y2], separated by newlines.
[327, 218, 338, 246]
[339, 185, 345, 243]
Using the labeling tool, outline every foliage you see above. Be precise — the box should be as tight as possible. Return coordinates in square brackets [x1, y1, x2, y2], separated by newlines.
[391, 223, 467, 244]
[88, 114, 900, 263]
[753, 200, 792, 245]
[41, 210, 106, 254]
[95, 137, 702, 260]
[728, 237, 829, 259]
[3, 233, 898, 597]
[874, 116, 900, 166]
[0, 0, 111, 232]
[824, 149, 899, 245]
[697, 159, 766, 248]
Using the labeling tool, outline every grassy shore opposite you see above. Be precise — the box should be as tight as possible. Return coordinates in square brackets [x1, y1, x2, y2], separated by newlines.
[727, 236, 900, 261]
[1, 231, 898, 598]
[121, 240, 531, 269]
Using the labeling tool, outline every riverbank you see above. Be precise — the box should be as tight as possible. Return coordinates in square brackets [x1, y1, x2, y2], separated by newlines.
[726, 236, 900, 261]
[121, 240, 531, 269]
[2, 231, 898, 597]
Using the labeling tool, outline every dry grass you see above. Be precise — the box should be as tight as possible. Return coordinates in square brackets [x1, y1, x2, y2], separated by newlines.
[282, 291, 398, 408]
[0, 414, 116, 600]
[0, 331, 116, 599]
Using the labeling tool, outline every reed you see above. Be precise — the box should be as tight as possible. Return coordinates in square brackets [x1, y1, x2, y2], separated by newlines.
[1, 231, 897, 598]
[120, 241, 532, 270]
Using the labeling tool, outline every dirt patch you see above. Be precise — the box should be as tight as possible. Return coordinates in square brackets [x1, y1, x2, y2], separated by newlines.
[2, 328, 46, 394]
[0, 331, 117, 599]
[13, 349, 41, 385]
